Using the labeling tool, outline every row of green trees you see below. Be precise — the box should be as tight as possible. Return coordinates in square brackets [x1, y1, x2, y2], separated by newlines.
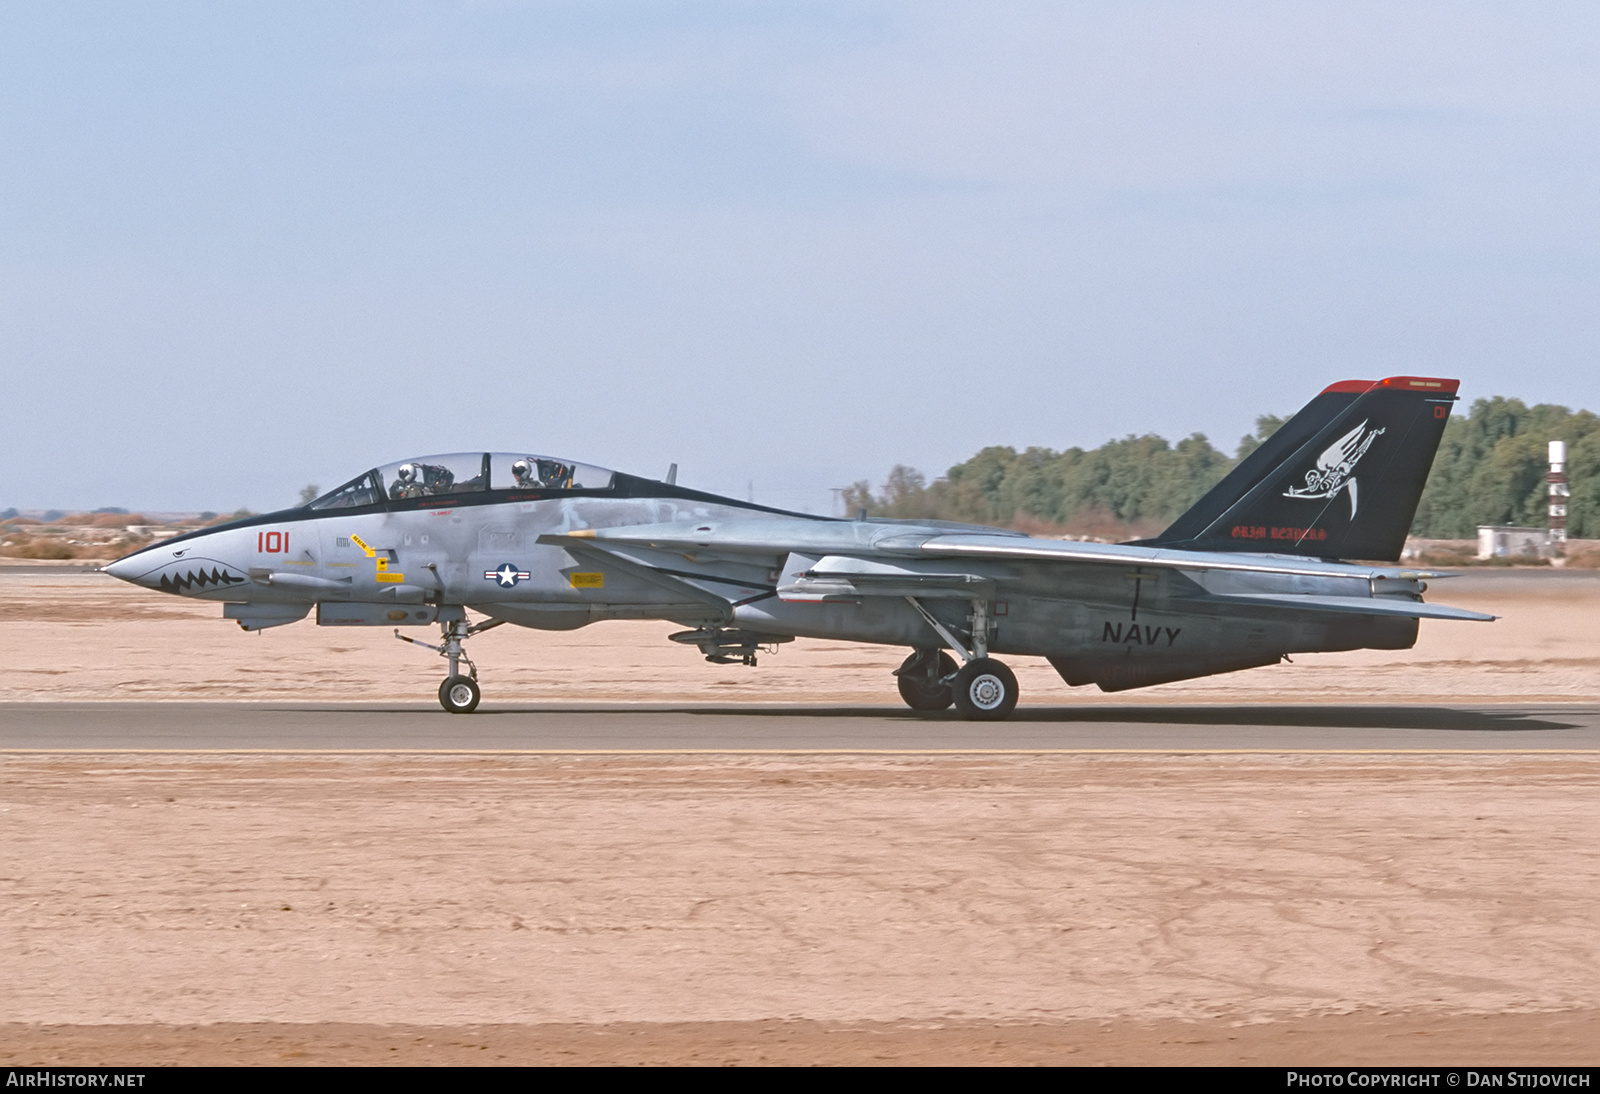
[841, 397, 1600, 540]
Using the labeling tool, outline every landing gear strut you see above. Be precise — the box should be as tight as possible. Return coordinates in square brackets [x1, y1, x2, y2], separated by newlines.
[900, 596, 1020, 720]
[395, 616, 505, 714]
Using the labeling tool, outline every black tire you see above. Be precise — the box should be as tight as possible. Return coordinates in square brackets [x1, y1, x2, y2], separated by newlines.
[439, 675, 481, 714]
[896, 649, 957, 711]
[952, 658, 1018, 720]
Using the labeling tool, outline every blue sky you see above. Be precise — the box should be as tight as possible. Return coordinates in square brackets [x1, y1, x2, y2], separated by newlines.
[3, 2, 1597, 512]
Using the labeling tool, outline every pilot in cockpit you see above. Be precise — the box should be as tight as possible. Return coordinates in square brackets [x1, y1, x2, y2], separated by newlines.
[390, 463, 424, 499]
[512, 457, 576, 489]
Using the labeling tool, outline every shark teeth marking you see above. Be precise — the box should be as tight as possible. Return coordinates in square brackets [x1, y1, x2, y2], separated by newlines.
[158, 567, 246, 593]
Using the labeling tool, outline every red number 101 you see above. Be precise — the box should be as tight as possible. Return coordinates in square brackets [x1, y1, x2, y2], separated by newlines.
[258, 531, 288, 553]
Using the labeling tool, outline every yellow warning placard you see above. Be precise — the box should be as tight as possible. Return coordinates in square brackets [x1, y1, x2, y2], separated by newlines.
[569, 572, 604, 588]
[350, 533, 403, 581]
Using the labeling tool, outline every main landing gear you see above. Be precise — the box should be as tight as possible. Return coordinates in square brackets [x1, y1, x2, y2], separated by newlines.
[898, 596, 1019, 720]
[895, 649, 957, 710]
[395, 616, 506, 714]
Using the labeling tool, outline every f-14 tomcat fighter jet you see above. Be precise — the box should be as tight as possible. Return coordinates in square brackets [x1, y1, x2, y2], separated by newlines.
[106, 376, 1492, 717]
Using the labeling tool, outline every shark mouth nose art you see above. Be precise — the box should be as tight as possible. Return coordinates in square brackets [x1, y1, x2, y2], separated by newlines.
[104, 550, 247, 593]
[157, 566, 247, 593]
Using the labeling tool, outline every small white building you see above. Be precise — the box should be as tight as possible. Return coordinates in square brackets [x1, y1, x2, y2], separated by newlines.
[1477, 525, 1553, 560]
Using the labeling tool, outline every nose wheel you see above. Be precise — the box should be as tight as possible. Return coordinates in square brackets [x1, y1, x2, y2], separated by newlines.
[439, 675, 481, 714]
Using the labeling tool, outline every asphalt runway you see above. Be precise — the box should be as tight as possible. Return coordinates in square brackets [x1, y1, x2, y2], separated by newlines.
[2, 701, 1599, 751]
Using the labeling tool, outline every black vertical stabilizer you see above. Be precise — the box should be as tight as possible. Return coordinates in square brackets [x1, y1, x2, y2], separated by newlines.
[1142, 377, 1459, 561]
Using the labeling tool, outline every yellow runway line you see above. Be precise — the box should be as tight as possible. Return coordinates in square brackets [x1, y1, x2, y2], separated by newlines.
[1, 748, 1597, 757]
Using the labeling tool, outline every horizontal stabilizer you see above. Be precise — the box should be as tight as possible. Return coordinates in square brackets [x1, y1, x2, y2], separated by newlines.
[879, 532, 1451, 581]
[1197, 592, 1495, 621]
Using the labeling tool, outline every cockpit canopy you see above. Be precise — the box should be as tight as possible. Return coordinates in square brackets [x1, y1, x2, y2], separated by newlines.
[307, 452, 616, 510]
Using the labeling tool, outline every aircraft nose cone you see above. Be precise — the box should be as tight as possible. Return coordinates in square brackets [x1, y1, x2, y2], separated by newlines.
[103, 551, 156, 586]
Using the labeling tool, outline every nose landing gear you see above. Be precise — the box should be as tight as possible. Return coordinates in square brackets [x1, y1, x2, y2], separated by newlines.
[395, 616, 505, 714]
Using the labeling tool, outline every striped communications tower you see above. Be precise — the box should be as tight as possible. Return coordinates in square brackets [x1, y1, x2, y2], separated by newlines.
[1549, 440, 1568, 551]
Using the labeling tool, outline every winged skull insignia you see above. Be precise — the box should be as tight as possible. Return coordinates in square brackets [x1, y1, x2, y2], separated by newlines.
[1282, 420, 1385, 519]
